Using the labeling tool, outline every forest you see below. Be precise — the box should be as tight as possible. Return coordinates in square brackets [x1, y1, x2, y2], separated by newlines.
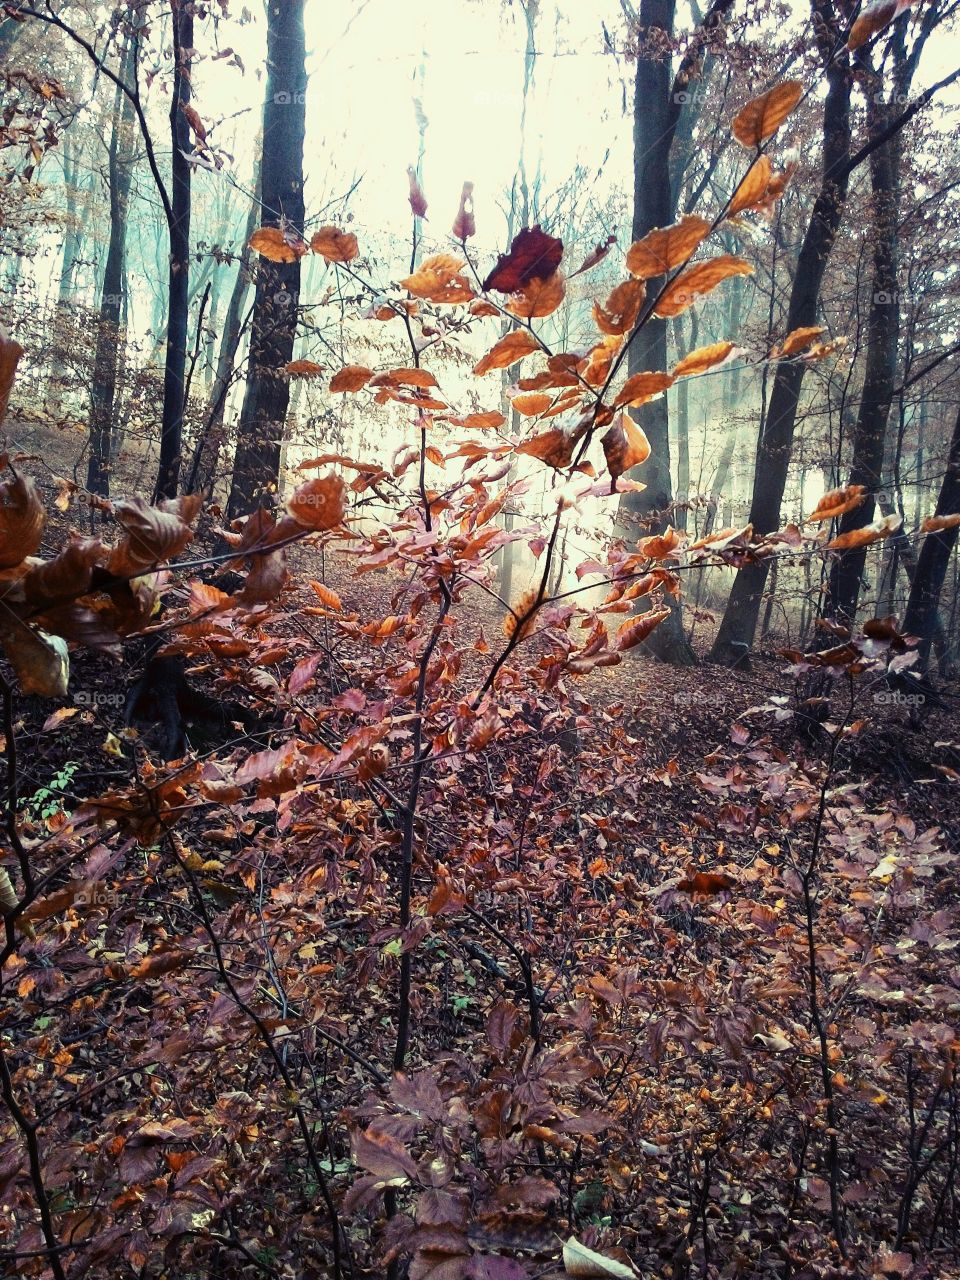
[1, 0, 960, 1276]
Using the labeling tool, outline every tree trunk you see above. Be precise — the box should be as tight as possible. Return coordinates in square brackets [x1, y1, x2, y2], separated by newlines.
[822, 90, 904, 626]
[87, 35, 136, 498]
[710, 17, 852, 664]
[673, 311, 694, 531]
[227, 0, 306, 519]
[153, 0, 194, 501]
[902, 404, 960, 671]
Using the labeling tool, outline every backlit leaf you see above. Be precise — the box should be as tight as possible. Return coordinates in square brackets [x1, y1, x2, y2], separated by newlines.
[848, 0, 915, 51]
[506, 271, 565, 319]
[827, 513, 902, 550]
[250, 225, 307, 262]
[593, 279, 645, 336]
[732, 81, 803, 147]
[613, 371, 674, 408]
[672, 341, 736, 377]
[655, 256, 754, 317]
[483, 224, 564, 293]
[615, 609, 671, 652]
[602, 413, 651, 482]
[625, 215, 711, 279]
[330, 365, 373, 393]
[474, 329, 540, 376]
[806, 484, 867, 523]
[310, 225, 359, 262]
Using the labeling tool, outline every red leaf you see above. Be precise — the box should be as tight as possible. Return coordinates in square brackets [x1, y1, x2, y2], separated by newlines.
[482, 225, 563, 293]
[452, 181, 476, 240]
[676, 872, 736, 896]
[408, 166, 428, 218]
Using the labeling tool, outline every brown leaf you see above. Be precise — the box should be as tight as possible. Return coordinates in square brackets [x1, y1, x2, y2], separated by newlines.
[732, 81, 804, 147]
[0, 622, 68, 697]
[677, 871, 736, 895]
[287, 473, 347, 531]
[310, 225, 359, 262]
[249, 225, 307, 262]
[729, 155, 773, 215]
[673, 341, 736, 377]
[655, 256, 754, 318]
[0, 469, 44, 569]
[848, 1, 915, 52]
[827, 514, 902, 550]
[511, 392, 554, 417]
[601, 413, 651, 482]
[285, 359, 325, 376]
[452, 181, 476, 240]
[400, 254, 472, 303]
[443, 411, 506, 430]
[922, 513, 960, 532]
[562, 1237, 638, 1277]
[506, 271, 565, 319]
[0, 326, 24, 426]
[613, 371, 674, 408]
[625, 215, 711, 279]
[108, 497, 198, 574]
[370, 367, 439, 389]
[516, 428, 579, 469]
[330, 365, 373, 393]
[806, 484, 867, 523]
[473, 329, 540, 376]
[571, 234, 617, 278]
[482, 224, 564, 293]
[614, 608, 671, 652]
[593, 279, 645, 336]
[407, 165, 428, 218]
[352, 1124, 417, 1186]
[778, 325, 826, 357]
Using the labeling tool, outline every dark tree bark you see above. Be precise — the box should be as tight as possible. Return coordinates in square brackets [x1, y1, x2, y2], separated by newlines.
[226, 0, 306, 519]
[710, 3, 853, 664]
[87, 35, 136, 498]
[153, 0, 194, 501]
[902, 404, 960, 670]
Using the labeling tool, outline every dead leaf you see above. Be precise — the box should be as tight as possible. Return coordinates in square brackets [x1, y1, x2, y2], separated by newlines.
[330, 366, 373, 393]
[602, 413, 651, 482]
[249, 225, 307, 262]
[562, 1237, 638, 1278]
[474, 329, 540, 376]
[732, 81, 804, 147]
[655, 257, 754, 317]
[625, 215, 711, 279]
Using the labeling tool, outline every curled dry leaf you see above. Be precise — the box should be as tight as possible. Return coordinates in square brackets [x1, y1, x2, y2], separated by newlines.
[848, 0, 915, 51]
[516, 427, 581, 469]
[287, 473, 347, 531]
[473, 329, 540, 376]
[109, 496, 199, 575]
[249, 225, 307, 262]
[0, 468, 44, 569]
[452, 180, 475, 240]
[0, 325, 24, 425]
[805, 484, 867, 523]
[625, 215, 711, 279]
[672, 341, 737, 378]
[571, 233, 617, 278]
[641, 526, 681, 559]
[370, 367, 438, 389]
[0, 622, 69, 697]
[503, 586, 540, 642]
[330, 365, 374, 393]
[728, 155, 773, 216]
[506, 271, 566, 319]
[778, 326, 826, 357]
[654, 256, 754, 318]
[731, 80, 803, 147]
[615, 608, 671, 652]
[310, 224, 359, 262]
[827, 513, 902, 550]
[613, 371, 674, 408]
[922, 513, 960, 532]
[601, 413, 651, 482]
[593, 279, 645, 336]
[562, 1236, 638, 1277]
[406, 165, 427, 218]
[483, 224, 564, 293]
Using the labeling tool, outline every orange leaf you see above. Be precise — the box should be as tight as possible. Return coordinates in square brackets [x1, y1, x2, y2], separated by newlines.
[677, 872, 736, 895]
[369, 367, 438, 389]
[673, 341, 736, 377]
[729, 155, 773, 216]
[249, 226, 307, 262]
[308, 580, 342, 609]
[516, 427, 579, 469]
[641, 526, 681, 559]
[511, 392, 554, 417]
[473, 329, 540, 376]
[329, 365, 373, 393]
[732, 81, 803, 147]
[602, 413, 651, 482]
[848, 0, 914, 51]
[285, 359, 325, 376]
[613, 371, 674, 408]
[443, 411, 506, 430]
[654, 256, 753, 318]
[399, 253, 473, 304]
[310, 225, 359, 262]
[625, 215, 711, 279]
[506, 271, 566, 319]
[593, 278, 645, 336]
[778, 326, 826, 357]
[0, 326, 24, 426]
[615, 608, 671, 651]
[806, 484, 867, 523]
[827, 514, 902, 550]
[287, 473, 347, 531]
[922, 514, 960, 532]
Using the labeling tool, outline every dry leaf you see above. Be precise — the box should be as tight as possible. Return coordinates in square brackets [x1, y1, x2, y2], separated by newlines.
[563, 1236, 638, 1277]
[613, 371, 674, 408]
[330, 366, 373, 393]
[625, 215, 711, 279]
[249, 225, 307, 262]
[506, 271, 566, 319]
[673, 341, 736, 377]
[310, 225, 359, 262]
[602, 413, 651, 482]
[655, 256, 754, 318]
[732, 81, 804, 147]
[474, 329, 540, 376]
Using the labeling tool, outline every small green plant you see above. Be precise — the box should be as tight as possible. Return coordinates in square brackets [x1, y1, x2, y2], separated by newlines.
[20, 760, 80, 822]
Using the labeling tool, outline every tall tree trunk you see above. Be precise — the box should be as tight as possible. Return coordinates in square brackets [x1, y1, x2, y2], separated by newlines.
[153, 0, 194, 500]
[822, 83, 906, 626]
[710, 9, 852, 664]
[227, 0, 307, 519]
[87, 35, 136, 498]
[902, 404, 960, 671]
[673, 311, 695, 531]
[188, 191, 260, 494]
